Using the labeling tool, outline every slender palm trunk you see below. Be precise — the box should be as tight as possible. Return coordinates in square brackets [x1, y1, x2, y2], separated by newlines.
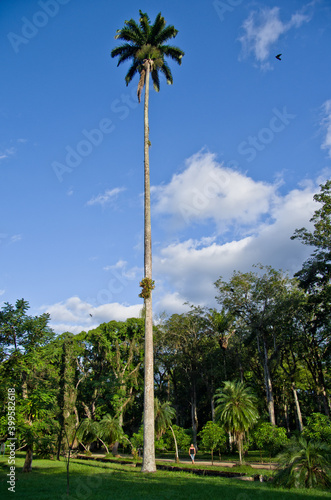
[141, 61, 156, 473]
[191, 380, 198, 446]
[169, 425, 179, 463]
[263, 337, 276, 425]
[292, 381, 303, 432]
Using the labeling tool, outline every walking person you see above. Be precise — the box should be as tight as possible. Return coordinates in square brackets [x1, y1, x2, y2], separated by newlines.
[189, 443, 196, 464]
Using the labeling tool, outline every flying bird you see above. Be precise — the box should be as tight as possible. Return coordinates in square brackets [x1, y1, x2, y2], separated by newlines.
[275, 54, 282, 61]
[89, 313, 93, 317]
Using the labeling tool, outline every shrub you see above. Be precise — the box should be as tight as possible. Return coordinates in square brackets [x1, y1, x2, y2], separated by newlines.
[273, 436, 331, 489]
[252, 422, 288, 461]
[302, 413, 331, 445]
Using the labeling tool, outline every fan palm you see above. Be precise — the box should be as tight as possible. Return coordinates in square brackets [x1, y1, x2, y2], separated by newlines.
[111, 11, 184, 473]
[273, 437, 331, 489]
[215, 381, 258, 464]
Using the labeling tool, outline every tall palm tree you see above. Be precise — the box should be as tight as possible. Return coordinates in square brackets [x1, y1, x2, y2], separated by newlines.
[111, 11, 184, 473]
[215, 381, 258, 464]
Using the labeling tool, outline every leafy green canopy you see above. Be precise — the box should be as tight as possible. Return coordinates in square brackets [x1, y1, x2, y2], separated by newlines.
[111, 10, 184, 101]
[215, 381, 259, 434]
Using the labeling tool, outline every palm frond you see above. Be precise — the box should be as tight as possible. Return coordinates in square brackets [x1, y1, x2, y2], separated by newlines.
[151, 68, 160, 93]
[124, 60, 140, 86]
[159, 61, 173, 85]
[150, 12, 166, 44]
[114, 26, 142, 44]
[139, 11, 151, 38]
[154, 25, 178, 45]
[111, 44, 137, 67]
[161, 45, 185, 64]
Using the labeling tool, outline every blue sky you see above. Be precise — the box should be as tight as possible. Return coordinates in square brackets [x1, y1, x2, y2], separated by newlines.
[1, 0, 331, 334]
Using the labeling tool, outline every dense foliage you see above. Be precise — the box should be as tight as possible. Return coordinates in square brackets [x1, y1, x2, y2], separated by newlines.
[1, 181, 330, 488]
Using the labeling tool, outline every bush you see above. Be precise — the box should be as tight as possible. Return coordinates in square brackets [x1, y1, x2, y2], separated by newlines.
[163, 425, 191, 452]
[252, 422, 288, 461]
[302, 413, 331, 445]
[273, 436, 331, 489]
[198, 421, 227, 463]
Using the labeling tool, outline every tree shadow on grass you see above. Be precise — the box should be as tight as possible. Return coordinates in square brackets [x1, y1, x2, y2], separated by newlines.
[2, 459, 330, 500]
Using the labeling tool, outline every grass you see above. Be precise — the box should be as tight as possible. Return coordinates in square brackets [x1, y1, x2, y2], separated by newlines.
[1, 453, 331, 500]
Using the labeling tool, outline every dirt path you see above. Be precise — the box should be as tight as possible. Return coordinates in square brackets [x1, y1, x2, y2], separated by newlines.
[85, 454, 277, 470]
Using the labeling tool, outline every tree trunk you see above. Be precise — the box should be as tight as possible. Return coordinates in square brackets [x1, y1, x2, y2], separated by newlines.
[191, 381, 198, 446]
[237, 434, 243, 465]
[263, 338, 276, 425]
[141, 61, 156, 473]
[22, 446, 33, 472]
[291, 381, 303, 432]
[211, 396, 215, 422]
[169, 425, 179, 463]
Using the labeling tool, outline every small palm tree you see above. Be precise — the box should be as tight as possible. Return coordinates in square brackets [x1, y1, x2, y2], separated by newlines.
[154, 398, 179, 463]
[111, 11, 184, 474]
[76, 418, 99, 453]
[215, 381, 258, 464]
[98, 414, 124, 455]
[274, 437, 331, 489]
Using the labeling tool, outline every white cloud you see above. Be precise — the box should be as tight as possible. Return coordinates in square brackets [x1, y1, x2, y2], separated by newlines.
[321, 99, 331, 158]
[153, 175, 319, 312]
[10, 234, 22, 244]
[152, 151, 277, 234]
[239, 5, 313, 69]
[86, 187, 126, 207]
[43, 296, 143, 335]
[103, 260, 142, 280]
[0, 147, 15, 161]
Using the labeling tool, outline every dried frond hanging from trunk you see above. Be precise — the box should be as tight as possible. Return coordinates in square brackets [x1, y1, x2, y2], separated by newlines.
[137, 68, 146, 103]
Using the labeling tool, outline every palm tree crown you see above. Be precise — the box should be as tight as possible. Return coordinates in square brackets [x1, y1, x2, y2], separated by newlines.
[215, 381, 259, 433]
[111, 10, 184, 102]
[215, 381, 259, 463]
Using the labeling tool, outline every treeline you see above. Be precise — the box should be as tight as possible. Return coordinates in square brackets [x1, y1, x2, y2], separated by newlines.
[0, 181, 330, 467]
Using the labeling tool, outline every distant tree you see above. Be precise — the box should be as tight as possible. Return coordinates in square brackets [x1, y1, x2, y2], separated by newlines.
[302, 413, 331, 445]
[215, 381, 258, 464]
[198, 421, 226, 465]
[252, 422, 288, 463]
[215, 266, 302, 426]
[78, 319, 144, 454]
[158, 307, 220, 445]
[0, 299, 56, 472]
[291, 180, 331, 416]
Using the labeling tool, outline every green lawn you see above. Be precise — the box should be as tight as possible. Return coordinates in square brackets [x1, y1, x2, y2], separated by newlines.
[1, 454, 330, 500]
